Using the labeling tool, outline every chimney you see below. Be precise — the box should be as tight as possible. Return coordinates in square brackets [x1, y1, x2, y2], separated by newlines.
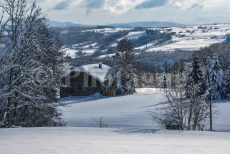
[99, 62, 102, 69]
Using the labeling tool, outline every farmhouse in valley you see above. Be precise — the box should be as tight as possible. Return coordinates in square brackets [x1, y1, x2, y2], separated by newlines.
[60, 63, 110, 97]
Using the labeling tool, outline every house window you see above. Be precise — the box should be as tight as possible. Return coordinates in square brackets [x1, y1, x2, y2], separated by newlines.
[70, 71, 75, 77]
[78, 85, 83, 91]
[88, 75, 92, 87]
[96, 80, 101, 87]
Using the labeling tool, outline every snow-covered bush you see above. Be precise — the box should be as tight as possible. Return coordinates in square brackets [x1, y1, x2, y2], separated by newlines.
[153, 57, 210, 130]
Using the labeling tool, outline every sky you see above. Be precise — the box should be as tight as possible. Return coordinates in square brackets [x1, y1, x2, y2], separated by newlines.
[34, 0, 230, 25]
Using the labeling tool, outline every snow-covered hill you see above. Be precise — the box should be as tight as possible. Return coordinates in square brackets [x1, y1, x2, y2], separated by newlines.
[148, 24, 229, 52]
[60, 23, 230, 59]
[60, 88, 230, 132]
[109, 21, 186, 28]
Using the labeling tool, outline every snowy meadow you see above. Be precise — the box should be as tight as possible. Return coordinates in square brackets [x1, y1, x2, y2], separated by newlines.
[1, 127, 230, 154]
[1, 89, 230, 154]
[1, 0, 230, 154]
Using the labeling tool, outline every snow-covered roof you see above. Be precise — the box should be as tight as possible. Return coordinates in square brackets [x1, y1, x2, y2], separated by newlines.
[63, 63, 110, 82]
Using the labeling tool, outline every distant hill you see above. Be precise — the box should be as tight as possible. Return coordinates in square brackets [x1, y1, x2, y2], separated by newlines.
[47, 21, 87, 28]
[51, 23, 230, 71]
[48, 21, 186, 28]
[108, 21, 186, 28]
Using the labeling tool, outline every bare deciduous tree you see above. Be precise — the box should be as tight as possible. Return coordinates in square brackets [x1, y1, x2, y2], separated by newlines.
[0, 0, 63, 127]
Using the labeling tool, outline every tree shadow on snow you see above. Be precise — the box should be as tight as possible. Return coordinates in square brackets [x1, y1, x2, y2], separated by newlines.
[113, 127, 160, 134]
[60, 96, 113, 105]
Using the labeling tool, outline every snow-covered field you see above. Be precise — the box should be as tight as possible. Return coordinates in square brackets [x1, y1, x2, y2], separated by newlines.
[118, 31, 146, 41]
[1, 127, 230, 154]
[62, 48, 79, 58]
[60, 89, 230, 131]
[83, 28, 129, 33]
[145, 24, 229, 52]
[1, 89, 230, 154]
[61, 89, 164, 128]
[148, 38, 225, 52]
[213, 101, 230, 131]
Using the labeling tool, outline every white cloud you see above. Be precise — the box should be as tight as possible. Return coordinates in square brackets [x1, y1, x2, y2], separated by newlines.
[168, 0, 230, 11]
[37, 0, 146, 15]
[103, 0, 145, 15]
[167, 0, 202, 9]
[34, 0, 230, 25]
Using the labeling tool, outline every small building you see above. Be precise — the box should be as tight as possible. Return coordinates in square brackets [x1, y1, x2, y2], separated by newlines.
[60, 63, 110, 97]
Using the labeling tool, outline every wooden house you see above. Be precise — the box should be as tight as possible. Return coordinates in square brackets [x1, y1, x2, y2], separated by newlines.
[60, 63, 110, 97]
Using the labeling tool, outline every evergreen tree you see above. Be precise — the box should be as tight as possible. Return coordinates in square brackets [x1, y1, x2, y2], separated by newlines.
[105, 39, 137, 95]
[205, 53, 225, 100]
[152, 73, 158, 88]
[186, 56, 209, 130]
[117, 38, 133, 53]
[186, 56, 206, 97]
[225, 67, 230, 97]
[163, 74, 167, 88]
[170, 73, 176, 88]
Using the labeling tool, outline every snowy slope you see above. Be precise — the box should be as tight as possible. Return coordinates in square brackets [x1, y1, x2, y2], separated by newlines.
[145, 24, 230, 52]
[118, 31, 146, 41]
[61, 89, 165, 128]
[83, 28, 130, 33]
[148, 38, 224, 52]
[81, 49, 96, 55]
[213, 101, 230, 131]
[61, 23, 230, 58]
[0, 127, 230, 154]
[61, 48, 79, 58]
[60, 88, 230, 131]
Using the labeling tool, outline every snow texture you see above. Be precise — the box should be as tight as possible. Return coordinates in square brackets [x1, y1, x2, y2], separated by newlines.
[0, 127, 230, 154]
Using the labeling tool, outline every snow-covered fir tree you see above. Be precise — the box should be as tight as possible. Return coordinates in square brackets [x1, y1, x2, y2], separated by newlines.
[186, 56, 206, 97]
[163, 73, 167, 88]
[116, 38, 133, 53]
[205, 52, 225, 100]
[105, 39, 137, 96]
[186, 56, 209, 130]
[225, 67, 230, 98]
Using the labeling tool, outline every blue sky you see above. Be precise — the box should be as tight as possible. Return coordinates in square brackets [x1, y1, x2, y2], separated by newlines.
[35, 0, 230, 25]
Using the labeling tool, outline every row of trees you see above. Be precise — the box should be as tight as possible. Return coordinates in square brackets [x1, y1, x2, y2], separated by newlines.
[103, 39, 217, 130]
[155, 41, 230, 130]
[0, 0, 63, 127]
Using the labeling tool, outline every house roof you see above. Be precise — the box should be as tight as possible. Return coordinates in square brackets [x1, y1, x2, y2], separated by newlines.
[63, 63, 111, 82]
